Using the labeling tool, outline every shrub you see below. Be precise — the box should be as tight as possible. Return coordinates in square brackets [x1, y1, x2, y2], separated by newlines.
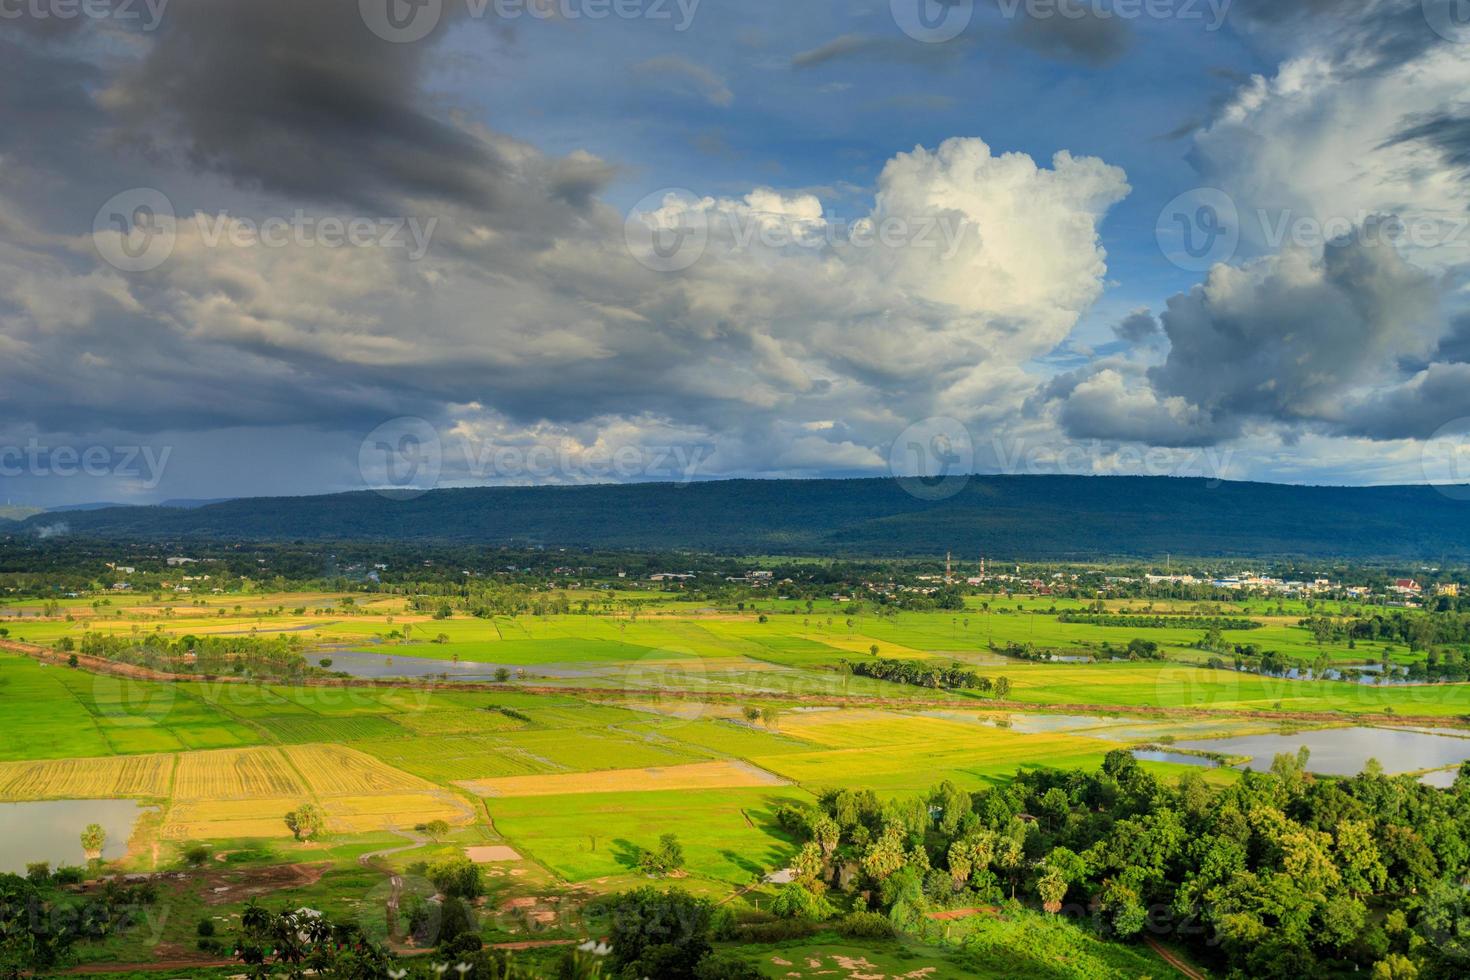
[197, 918, 216, 937]
[837, 911, 897, 939]
[53, 866, 85, 886]
[769, 884, 835, 922]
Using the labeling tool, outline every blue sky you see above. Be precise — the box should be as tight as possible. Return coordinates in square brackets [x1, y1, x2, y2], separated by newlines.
[4, 0, 1470, 506]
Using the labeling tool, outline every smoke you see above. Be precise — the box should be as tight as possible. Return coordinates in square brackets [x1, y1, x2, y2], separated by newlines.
[33, 522, 70, 540]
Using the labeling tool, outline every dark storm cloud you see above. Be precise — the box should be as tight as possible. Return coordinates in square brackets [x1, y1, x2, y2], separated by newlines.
[1225, 0, 1446, 74]
[102, 0, 613, 223]
[1009, 0, 1131, 67]
[1382, 107, 1470, 174]
[1336, 362, 1470, 440]
[1112, 308, 1161, 345]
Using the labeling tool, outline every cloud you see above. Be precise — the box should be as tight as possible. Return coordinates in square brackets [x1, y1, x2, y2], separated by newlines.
[1009, 0, 1131, 67]
[791, 33, 968, 70]
[1045, 231, 1443, 445]
[632, 55, 734, 107]
[1112, 308, 1161, 347]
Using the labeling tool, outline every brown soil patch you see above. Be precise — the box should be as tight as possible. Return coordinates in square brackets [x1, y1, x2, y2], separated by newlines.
[466, 845, 522, 863]
[200, 862, 327, 905]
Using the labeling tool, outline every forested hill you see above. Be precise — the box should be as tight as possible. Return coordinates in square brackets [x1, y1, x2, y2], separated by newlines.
[12, 475, 1470, 558]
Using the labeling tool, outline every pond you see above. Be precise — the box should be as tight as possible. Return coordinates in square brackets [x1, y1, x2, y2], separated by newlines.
[1133, 749, 1222, 769]
[322, 650, 509, 680]
[1174, 726, 1470, 777]
[0, 799, 148, 873]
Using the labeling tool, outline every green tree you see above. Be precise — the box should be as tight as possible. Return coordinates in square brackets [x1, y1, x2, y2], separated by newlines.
[284, 803, 325, 841]
[0, 874, 75, 978]
[80, 823, 106, 859]
[606, 887, 714, 980]
[638, 833, 686, 876]
[427, 855, 483, 899]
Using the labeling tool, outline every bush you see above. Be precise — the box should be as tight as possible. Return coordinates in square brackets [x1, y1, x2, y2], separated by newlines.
[183, 844, 211, 867]
[836, 911, 897, 939]
[728, 919, 822, 943]
[694, 952, 764, 979]
[769, 884, 835, 922]
[24, 862, 50, 885]
[53, 866, 85, 886]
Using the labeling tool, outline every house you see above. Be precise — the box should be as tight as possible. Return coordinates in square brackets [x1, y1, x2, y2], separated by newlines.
[1391, 579, 1422, 594]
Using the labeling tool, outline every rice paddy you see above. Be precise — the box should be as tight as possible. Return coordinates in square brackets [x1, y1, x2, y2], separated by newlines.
[5, 588, 1469, 903]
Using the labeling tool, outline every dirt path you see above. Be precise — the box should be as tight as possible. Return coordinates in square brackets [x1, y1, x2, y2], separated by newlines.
[1145, 936, 1209, 980]
[358, 828, 428, 935]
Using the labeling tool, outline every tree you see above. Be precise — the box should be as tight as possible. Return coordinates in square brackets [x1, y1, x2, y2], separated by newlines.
[80, 823, 106, 859]
[427, 855, 483, 899]
[421, 819, 450, 841]
[638, 833, 686, 876]
[318, 658, 333, 669]
[284, 803, 325, 841]
[994, 676, 1012, 699]
[1372, 954, 1419, 979]
[231, 904, 395, 980]
[742, 706, 760, 724]
[494, 667, 512, 683]
[0, 874, 75, 978]
[606, 887, 714, 980]
[760, 706, 780, 729]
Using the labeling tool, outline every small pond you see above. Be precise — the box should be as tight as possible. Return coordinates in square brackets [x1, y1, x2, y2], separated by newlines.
[0, 799, 147, 873]
[1174, 726, 1470, 777]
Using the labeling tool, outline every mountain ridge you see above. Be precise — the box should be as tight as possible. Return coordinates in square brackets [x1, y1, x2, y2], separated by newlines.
[12, 474, 1470, 558]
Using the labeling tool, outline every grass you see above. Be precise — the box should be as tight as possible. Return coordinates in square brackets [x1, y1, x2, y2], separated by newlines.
[489, 786, 805, 885]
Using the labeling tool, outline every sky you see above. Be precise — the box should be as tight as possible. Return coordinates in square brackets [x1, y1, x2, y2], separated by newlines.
[5, 0, 1470, 506]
